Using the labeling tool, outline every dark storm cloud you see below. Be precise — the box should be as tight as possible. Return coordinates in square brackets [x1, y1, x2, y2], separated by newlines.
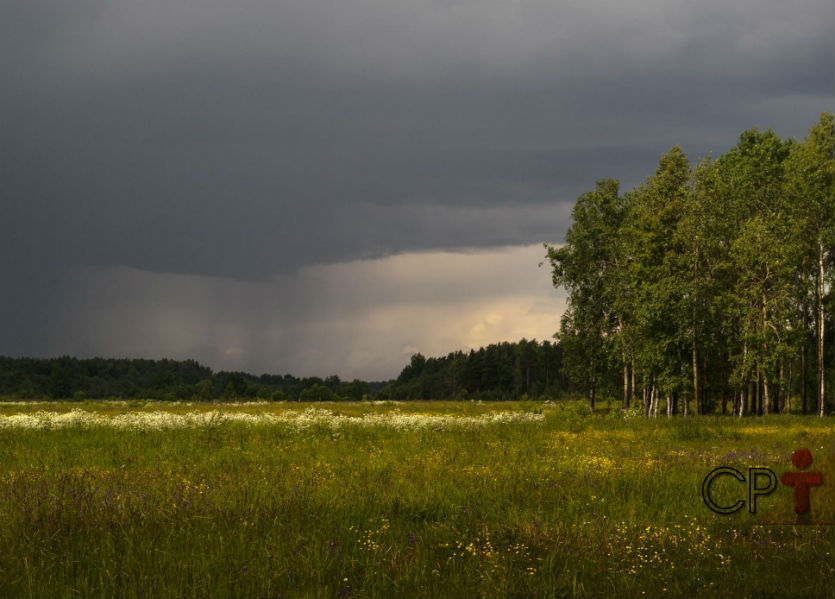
[1, 0, 832, 372]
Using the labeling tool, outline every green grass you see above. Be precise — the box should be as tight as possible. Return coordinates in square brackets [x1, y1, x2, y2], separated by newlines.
[0, 401, 832, 598]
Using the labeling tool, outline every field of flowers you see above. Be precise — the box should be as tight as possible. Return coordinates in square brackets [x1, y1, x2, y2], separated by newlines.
[0, 400, 832, 598]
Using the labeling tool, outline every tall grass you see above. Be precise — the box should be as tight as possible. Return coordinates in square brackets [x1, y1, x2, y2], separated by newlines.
[0, 402, 832, 598]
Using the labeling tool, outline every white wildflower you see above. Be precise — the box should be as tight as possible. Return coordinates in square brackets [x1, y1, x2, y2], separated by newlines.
[0, 407, 544, 431]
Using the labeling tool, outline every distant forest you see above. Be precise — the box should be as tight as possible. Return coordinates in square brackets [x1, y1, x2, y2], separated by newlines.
[547, 113, 834, 416]
[0, 339, 567, 402]
[380, 339, 566, 400]
[0, 356, 379, 402]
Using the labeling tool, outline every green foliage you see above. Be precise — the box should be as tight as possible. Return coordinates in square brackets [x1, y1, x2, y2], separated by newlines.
[546, 179, 627, 409]
[549, 113, 835, 416]
[0, 357, 389, 402]
[384, 340, 567, 400]
[299, 384, 347, 402]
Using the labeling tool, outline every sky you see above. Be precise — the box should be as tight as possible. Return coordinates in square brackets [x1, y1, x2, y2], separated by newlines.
[2, 0, 832, 380]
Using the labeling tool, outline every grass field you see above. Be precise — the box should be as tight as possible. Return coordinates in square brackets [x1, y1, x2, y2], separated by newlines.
[0, 400, 832, 598]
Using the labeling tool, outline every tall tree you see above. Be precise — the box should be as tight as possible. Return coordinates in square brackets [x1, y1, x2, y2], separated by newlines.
[627, 147, 692, 415]
[546, 179, 626, 410]
[723, 129, 795, 414]
[785, 113, 835, 416]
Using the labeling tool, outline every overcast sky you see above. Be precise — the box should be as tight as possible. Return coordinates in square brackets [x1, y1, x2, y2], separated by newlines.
[2, 0, 832, 379]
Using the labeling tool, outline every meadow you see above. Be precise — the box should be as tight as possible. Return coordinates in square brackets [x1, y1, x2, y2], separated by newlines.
[0, 400, 832, 598]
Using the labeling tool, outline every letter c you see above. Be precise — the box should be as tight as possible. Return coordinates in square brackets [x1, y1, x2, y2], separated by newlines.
[702, 467, 745, 514]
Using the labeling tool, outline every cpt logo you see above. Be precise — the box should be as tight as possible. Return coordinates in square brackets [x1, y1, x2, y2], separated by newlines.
[702, 448, 823, 515]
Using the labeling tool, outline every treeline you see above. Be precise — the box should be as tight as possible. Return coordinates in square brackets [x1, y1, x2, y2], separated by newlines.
[0, 356, 382, 401]
[0, 340, 570, 402]
[379, 339, 568, 400]
[547, 113, 834, 416]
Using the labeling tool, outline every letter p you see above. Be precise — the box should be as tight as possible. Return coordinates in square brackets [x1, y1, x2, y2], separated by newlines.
[748, 467, 777, 514]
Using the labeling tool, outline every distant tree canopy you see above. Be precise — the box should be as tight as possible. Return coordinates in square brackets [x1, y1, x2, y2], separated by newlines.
[0, 341, 570, 402]
[0, 356, 382, 401]
[547, 112, 834, 416]
[379, 339, 567, 401]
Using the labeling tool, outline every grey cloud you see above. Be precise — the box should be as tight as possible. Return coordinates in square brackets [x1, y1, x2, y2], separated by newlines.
[1, 0, 832, 368]
[16, 245, 565, 379]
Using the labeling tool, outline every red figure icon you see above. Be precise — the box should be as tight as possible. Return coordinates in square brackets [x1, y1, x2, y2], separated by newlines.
[780, 449, 823, 514]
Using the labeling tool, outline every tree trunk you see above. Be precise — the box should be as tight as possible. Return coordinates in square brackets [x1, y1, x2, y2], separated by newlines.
[738, 388, 745, 418]
[631, 356, 636, 409]
[651, 384, 658, 418]
[786, 360, 792, 414]
[756, 367, 762, 416]
[817, 240, 825, 417]
[742, 381, 749, 417]
[654, 386, 660, 418]
[589, 375, 596, 412]
[763, 376, 771, 415]
[761, 295, 769, 416]
[623, 359, 629, 410]
[776, 360, 784, 414]
[742, 340, 750, 415]
[692, 335, 699, 416]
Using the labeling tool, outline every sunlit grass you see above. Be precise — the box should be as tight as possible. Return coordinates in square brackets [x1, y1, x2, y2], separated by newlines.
[0, 401, 832, 598]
